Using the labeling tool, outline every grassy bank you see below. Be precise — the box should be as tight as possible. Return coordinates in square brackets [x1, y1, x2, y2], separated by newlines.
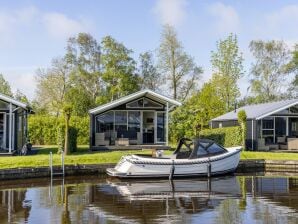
[240, 151, 298, 160]
[0, 146, 297, 170]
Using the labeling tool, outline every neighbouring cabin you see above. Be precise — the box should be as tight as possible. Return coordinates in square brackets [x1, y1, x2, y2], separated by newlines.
[0, 93, 33, 154]
[89, 90, 181, 150]
[210, 99, 298, 151]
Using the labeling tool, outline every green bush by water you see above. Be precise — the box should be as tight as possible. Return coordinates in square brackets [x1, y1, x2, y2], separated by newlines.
[29, 115, 89, 145]
[199, 126, 242, 147]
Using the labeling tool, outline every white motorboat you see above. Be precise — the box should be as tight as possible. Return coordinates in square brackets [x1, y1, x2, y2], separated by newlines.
[106, 176, 241, 200]
[107, 138, 242, 178]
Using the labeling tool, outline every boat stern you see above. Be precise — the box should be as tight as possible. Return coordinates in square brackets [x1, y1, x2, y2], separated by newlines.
[106, 156, 133, 177]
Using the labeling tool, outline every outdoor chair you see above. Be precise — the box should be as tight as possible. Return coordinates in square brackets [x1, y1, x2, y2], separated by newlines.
[95, 133, 109, 146]
[257, 138, 270, 151]
[288, 138, 298, 150]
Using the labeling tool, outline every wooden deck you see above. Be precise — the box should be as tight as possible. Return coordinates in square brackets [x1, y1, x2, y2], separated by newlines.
[90, 144, 171, 151]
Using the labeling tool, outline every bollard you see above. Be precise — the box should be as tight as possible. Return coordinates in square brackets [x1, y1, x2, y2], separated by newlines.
[207, 162, 211, 178]
[169, 160, 175, 180]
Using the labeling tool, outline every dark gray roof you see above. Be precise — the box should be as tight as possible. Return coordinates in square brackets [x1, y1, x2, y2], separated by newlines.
[211, 99, 298, 121]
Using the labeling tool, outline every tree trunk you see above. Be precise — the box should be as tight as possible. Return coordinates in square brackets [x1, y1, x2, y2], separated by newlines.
[64, 114, 70, 155]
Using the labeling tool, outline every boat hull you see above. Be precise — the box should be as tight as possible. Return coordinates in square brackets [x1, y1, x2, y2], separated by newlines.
[107, 147, 241, 178]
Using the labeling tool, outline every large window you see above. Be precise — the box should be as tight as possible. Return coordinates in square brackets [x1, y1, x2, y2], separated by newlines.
[261, 117, 275, 144]
[96, 111, 114, 134]
[128, 111, 140, 139]
[126, 97, 163, 109]
[156, 112, 165, 142]
[115, 111, 127, 138]
[275, 117, 286, 136]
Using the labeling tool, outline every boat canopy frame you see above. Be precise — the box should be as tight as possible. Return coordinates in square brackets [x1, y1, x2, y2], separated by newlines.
[173, 138, 228, 159]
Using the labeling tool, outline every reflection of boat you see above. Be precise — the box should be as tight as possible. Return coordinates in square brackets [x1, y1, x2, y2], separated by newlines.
[106, 176, 241, 200]
[107, 138, 241, 178]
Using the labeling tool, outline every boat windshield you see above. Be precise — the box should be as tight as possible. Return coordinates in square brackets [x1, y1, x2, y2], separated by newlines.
[174, 138, 228, 159]
[189, 141, 227, 159]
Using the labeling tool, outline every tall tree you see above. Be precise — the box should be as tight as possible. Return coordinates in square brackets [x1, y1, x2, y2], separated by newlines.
[249, 40, 290, 102]
[158, 25, 203, 101]
[101, 36, 140, 102]
[63, 104, 72, 155]
[169, 81, 225, 142]
[139, 51, 161, 91]
[14, 89, 29, 104]
[65, 33, 102, 113]
[285, 44, 298, 98]
[211, 34, 244, 112]
[0, 74, 13, 97]
[35, 58, 70, 116]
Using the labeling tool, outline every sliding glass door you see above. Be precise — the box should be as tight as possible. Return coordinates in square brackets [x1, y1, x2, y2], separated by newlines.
[0, 113, 5, 149]
[156, 112, 166, 143]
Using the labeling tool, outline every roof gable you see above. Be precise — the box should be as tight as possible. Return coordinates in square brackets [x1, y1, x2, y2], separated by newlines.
[0, 93, 28, 109]
[211, 99, 298, 121]
[89, 89, 181, 114]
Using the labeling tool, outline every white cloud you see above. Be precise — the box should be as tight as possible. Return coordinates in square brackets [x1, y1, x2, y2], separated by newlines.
[260, 5, 298, 46]
[2, 69, 37, 100]
[0, 6, 93, 44]
[0, 6, 38, 45]
[43, 13, 91, 40]
[153, 0, 188, 26]
[208, 2, 240, 34]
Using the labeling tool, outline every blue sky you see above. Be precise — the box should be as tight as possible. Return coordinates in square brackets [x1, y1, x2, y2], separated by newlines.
[1, 0, 298, 99]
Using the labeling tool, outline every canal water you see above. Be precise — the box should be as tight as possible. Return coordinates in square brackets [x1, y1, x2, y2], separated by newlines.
[0, 175, 297, 224]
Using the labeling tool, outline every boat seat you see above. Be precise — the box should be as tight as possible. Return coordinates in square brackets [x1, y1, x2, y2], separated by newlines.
[176, 151, 191, 159]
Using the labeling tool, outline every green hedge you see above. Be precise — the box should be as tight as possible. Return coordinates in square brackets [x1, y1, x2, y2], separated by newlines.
[28, 115, 89, 145]
[199, 126, 242, 147]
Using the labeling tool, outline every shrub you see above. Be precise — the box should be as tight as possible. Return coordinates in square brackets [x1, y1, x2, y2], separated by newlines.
[199, 126, 242, 147]
[237, 110, 247, 150]
[68, 127, 78, 152]
[28, 115, 89, 145]
[56, 124, 77, 153]
[56, 124, 65, 154]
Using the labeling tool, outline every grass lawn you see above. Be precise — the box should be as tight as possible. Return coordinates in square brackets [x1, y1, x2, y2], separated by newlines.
[0, 146, 297, 170]
[0, 145, 151, 169]
[241, 151, 298, 160]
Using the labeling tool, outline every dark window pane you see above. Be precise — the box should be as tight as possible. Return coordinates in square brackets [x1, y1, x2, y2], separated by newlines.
[275, 117, 286, 136]
[207, 143, 226, 155]
[115, 111, 127, 138]
[143, 98, 163, 108]
[197, 145, 208, 157]
[262, 118, 274, 129]
[157, 112, 165, 142]
[96, 111, 114, 140]
[128, 111, 140, 139]
[126, 99, 143, 108]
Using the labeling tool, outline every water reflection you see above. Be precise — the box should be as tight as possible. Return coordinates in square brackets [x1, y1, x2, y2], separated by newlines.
[0, 175, 297, 223]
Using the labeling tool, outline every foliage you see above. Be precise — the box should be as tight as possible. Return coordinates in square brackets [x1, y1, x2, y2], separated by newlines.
[249, 40, 290, 103]
[237, 110, 247, 150]
[57, 124, 64, 154]
[169, 81, 225, 143]
[66, 33, 102, 115]
[35, 58, 71, 116]
[199, 126, 242, 147]
[14, 89, 30, 104]
[101, 36, 140, 102]
[63, 104, 72, 155]
[158, 24, 203, 101]
[211, 34, 244, 111]
[68, 127, 78, 152]
[0, 74, 13, 97]
[28, 115, 89, 145]
[285, 44, 298, 98]
[139, 51, 161, 91]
